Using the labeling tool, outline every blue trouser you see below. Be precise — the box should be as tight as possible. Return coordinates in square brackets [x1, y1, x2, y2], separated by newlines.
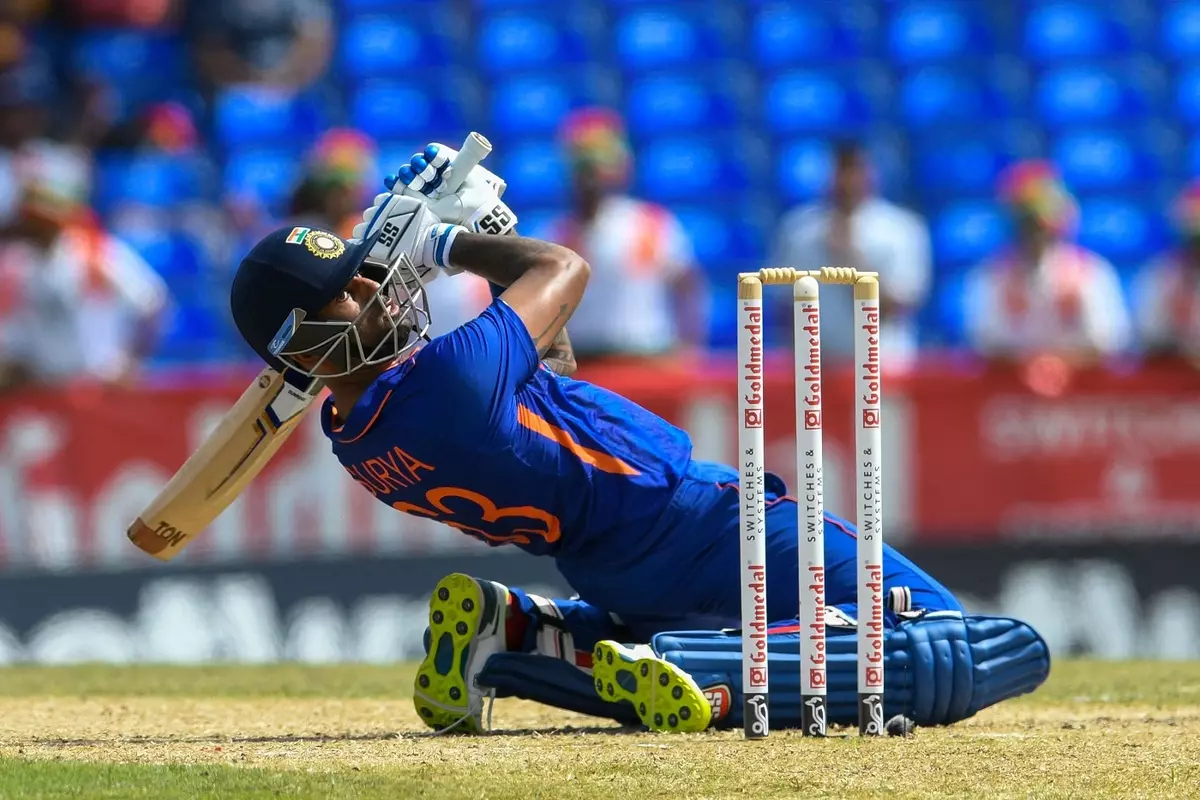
[526, 460, 961, 649]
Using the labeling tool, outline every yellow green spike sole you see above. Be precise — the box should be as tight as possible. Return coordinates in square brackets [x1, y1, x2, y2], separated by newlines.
[592, 640, 712, 733]
[413, 573, 488, 733]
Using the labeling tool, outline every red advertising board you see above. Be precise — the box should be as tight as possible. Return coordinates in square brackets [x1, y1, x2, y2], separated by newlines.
[1, 358, 1199, 570]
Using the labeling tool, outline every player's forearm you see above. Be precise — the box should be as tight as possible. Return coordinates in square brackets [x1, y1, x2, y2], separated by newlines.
[541, 328, 577, 376]
[447, 233, 590, 356]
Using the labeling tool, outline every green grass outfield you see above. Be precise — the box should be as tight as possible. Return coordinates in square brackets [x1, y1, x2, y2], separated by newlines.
[0, 661, 1196, 799]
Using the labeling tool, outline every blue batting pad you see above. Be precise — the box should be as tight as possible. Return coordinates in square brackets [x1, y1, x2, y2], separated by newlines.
[654, 612, 1049, 729]
[479, 652, 642, 727]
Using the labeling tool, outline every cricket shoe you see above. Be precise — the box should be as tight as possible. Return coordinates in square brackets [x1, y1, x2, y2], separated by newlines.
[413, 573, 508, 734]
[592, 641, 712, 733]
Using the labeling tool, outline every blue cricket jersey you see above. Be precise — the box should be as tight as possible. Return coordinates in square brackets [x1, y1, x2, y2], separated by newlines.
[320, 298, 695, 558]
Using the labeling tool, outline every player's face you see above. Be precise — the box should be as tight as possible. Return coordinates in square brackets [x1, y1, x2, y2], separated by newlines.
[318, 272, 405, 353]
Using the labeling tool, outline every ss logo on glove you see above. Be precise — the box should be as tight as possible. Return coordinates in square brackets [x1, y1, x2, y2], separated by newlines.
[476, 205, 515, 236]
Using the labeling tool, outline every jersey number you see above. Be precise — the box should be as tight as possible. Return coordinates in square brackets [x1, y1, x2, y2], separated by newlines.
[393, 486, 561, 546]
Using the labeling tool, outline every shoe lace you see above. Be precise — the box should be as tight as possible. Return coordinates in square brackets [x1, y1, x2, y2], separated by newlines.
[417, 687, 498, 738]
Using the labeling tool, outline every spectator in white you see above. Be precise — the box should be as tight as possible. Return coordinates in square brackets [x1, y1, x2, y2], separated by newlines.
[0, 50, 93, 228]
[531, 108, 707, 362]
[186, 0, 332, 96]
[1132, 181, 1200, 364]
[962, 161, 1132, 371]
[0, 154, 169, 391]
[771, 141, 931, 368]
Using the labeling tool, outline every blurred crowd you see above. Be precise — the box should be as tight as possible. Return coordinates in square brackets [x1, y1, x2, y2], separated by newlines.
[4, 1, 1200, 397]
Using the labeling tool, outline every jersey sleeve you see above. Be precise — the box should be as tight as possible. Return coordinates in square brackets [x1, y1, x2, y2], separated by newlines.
[414, 296, 540, 436]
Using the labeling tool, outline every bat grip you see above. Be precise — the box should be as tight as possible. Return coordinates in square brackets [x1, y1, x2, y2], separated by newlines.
[445, 132, 492, 194]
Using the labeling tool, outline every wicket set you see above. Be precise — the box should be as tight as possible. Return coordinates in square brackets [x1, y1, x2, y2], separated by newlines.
[736, 267, 885, 739]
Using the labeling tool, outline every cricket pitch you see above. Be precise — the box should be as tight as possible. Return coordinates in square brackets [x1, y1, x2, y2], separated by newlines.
[0, 661, 1196, 799]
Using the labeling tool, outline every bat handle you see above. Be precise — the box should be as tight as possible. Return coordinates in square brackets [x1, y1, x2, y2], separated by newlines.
[444, 132, 492, 194]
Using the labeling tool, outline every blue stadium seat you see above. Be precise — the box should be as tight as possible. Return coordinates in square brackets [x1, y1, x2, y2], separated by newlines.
[1023, 2, 1132, 63]
[214, 87, 309, 149]
[490, 73, 600, 137]
[1035, 65, 1149, 127]
[614, 6, 733, 72]
[634, 137, 751, 202]
[752, 5, 868, 67]
[1076, 197, 1161, 264]
[478, 12, 590, 74]
[340, 17, 445, 78]
[889, 2, 991, 64]
[1163, 0, 1200, 60]
[155, 302, 224, 365]
[899, 67, 1022, 129]
[776, 138, 832, 203]
[764, 71, 873, 134]
[71, 31, 182, 110]
[1176, 67, 1200, 125]
[624, 74, 738, 138]
[351, 82, 466, 140]
[671, 203, 766, 268]
[912, 136, 1012, 199]
[71, 30, 180, 83]
[513, 207, 562, 241]
[1051, 129, 1156, 192]
[345, 0, 441, 8]
[932, 201, 1008, 269]
[223, 149, 303, 210]
[493, 139, 568, 207]
[94, 154, 204, 213]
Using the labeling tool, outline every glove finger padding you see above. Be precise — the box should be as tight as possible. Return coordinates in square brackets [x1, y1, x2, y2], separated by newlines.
[386, 142, 515, 234]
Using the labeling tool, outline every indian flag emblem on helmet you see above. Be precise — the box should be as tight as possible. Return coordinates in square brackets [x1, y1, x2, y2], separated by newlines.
[285, 226, 310, 245]
[304, 230, 346, 260]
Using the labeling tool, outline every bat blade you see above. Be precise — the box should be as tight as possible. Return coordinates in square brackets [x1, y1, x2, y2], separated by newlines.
[126, 368, 319, 561]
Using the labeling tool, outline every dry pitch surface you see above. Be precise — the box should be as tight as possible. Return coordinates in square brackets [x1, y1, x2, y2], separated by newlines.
[0, 661, 1195, 799]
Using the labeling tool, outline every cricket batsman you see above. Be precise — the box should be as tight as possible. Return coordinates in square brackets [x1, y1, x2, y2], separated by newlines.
[228, 138, 1049, 735]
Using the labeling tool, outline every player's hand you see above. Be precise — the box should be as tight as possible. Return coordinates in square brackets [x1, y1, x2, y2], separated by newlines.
[385, 143, 518, 236]
[350, 193, 467, 279]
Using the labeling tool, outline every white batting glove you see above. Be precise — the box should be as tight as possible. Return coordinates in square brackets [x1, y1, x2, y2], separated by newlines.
[384, 143, 518, 237]
[350, 193, 467, 281]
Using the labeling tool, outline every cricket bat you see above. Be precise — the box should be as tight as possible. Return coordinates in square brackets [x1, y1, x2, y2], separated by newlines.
[126, 368, 321, 560]
[126, 133, 495, 561]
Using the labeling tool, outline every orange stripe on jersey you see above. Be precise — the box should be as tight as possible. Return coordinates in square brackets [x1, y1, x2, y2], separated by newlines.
[516, 404, 640, 476]
[337, 389, 394, 443]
